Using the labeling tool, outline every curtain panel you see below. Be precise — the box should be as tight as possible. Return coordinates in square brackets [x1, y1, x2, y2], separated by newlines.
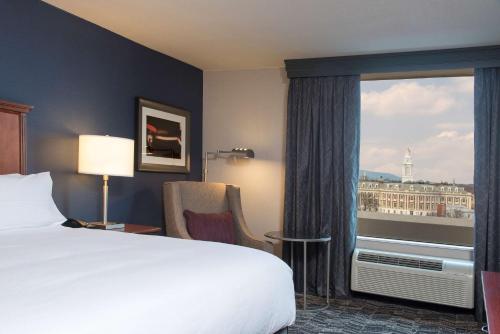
[284, 76, 360, 298]
[474, 67, 500, 320]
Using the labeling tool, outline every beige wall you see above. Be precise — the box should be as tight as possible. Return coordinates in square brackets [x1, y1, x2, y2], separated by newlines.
[203, 68, 288, 239]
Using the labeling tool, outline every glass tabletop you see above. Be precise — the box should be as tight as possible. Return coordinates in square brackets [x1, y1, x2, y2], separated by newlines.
[264, 231, 331, 242]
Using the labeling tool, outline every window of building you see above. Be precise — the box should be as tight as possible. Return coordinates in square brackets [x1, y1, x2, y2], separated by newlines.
[358, 76, 474, 246]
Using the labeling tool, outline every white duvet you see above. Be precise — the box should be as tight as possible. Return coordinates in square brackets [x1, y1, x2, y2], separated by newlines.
[0, 225, 295, 334]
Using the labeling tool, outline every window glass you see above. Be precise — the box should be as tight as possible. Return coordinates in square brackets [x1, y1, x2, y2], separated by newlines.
[358, 76, 474, 246]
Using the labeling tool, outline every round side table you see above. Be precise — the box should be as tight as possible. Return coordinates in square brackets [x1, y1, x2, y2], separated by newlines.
[265, 231, 331, 311]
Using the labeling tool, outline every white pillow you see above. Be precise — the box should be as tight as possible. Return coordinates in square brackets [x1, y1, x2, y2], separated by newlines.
[0, 172, 66, 230]
[1, 173, 23, 178]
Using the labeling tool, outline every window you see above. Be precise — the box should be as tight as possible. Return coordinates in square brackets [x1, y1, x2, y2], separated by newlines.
[358, 76, 474, 246]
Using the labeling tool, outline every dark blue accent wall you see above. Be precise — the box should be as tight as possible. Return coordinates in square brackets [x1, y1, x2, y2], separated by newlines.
[0, 0, 203, 230]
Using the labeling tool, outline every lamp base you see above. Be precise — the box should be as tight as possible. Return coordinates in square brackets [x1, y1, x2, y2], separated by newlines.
[87, 222, 125, 230]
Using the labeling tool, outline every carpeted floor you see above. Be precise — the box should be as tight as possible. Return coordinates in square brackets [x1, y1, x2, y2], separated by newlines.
[289, 295, 482, 333]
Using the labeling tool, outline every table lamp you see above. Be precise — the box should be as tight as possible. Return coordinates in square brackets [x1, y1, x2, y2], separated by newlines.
[78, 135, 134, 229]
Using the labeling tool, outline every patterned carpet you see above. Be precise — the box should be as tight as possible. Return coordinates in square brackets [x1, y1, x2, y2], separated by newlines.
[289, 295, 482, 334]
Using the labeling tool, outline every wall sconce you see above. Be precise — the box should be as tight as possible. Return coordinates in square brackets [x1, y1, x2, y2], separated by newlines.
[203, 148, 255, 182]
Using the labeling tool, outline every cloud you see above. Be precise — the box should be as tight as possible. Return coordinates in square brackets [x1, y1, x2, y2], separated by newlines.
[436, 130, 459, 138]
[435, 130, 473, 141]
[364, 147, 399, 158]
[362, 81, 458, 117]
[409, 131, 474, 183]
[450, 77, 474, 94]
[361, 130, 474, 183]
[361, 146, 399, 164]
[360, 77, 474, 184]
[435, 122, 473, 131]
[360, 146, 400, 175]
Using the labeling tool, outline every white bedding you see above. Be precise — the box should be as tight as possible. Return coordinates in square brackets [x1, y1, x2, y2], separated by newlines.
[0, 225, 295, 334]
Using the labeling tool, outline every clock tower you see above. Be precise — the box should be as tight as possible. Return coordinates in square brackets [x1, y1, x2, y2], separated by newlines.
[402, 148, 413, 183]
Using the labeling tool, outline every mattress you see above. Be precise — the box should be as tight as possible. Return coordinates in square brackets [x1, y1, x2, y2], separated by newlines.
[0, 225, 295, 334]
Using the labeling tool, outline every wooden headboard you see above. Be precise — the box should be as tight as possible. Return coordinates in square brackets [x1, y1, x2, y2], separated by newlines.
[0, 100, 33, 174]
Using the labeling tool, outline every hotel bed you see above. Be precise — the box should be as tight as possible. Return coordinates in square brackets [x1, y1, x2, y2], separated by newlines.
[0, 224, 295, 334]
[0, 100, 295, 333]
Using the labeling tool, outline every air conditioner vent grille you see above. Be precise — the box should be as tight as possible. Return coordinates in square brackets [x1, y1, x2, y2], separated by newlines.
[357, 251, 443, 271]
[378, 255, 398, 266]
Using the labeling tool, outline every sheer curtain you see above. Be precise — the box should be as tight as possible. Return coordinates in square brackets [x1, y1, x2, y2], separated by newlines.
[284, 76, 360, 297]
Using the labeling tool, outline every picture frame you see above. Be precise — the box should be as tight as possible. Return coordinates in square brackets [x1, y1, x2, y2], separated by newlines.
[137, 98, 190, 173]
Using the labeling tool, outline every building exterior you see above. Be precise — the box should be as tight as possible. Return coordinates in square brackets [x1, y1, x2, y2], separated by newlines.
[358, 149, 474, 218]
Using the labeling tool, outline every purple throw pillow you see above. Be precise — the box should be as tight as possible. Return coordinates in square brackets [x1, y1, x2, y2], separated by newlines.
[183, 210, 236, 244]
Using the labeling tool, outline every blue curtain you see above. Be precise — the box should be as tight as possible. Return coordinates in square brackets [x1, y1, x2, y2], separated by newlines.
[474, 68, 500, 320]
[284, 76, 360, 298]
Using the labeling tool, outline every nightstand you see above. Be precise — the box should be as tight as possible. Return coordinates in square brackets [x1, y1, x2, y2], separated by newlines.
[117, 224, 161, 235]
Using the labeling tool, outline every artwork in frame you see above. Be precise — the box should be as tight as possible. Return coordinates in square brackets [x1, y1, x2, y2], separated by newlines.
[137, 98, 190, 173]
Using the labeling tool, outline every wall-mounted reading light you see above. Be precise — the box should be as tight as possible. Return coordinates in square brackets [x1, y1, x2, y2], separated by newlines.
[203, 147, 255, 182]
[219, 147, 255, 159]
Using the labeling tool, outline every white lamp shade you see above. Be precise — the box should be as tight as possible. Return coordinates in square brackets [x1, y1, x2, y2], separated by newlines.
[78, 135, 134, 177]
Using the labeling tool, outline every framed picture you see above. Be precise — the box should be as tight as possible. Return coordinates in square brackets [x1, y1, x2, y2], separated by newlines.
[137, 98, 190, 173]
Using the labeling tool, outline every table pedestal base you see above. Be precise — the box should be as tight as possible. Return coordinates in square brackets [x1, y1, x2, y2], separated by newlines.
[295, 293, 330, 312]
[263, 231, 332, 313]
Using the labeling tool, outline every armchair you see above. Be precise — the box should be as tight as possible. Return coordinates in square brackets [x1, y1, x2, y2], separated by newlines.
[163, 181, 275, 253]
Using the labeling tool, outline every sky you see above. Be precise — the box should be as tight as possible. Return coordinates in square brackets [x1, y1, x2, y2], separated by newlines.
[360, 76, 474, 184]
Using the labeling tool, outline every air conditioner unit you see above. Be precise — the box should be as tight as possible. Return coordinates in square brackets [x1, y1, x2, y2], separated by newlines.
[351, 238, 474, 309]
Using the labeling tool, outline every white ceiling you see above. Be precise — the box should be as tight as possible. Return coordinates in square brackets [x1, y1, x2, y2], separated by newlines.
[43, 0, 500, 71]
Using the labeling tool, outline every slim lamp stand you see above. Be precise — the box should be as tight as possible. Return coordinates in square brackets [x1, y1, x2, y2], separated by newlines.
[102, 175, 109, 225]
[203, 152, 209, 182]
[93, 174, 123, 230]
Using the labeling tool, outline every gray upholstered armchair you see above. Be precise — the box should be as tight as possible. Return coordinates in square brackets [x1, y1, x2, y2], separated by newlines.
[163, 181, 275, 253]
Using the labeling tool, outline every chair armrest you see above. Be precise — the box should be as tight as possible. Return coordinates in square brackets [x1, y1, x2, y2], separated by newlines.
[163, 182, 192, 240]
[227, 185, 276, 255]
[240, 234, 274, 254]
[262, 240, 277, 254]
